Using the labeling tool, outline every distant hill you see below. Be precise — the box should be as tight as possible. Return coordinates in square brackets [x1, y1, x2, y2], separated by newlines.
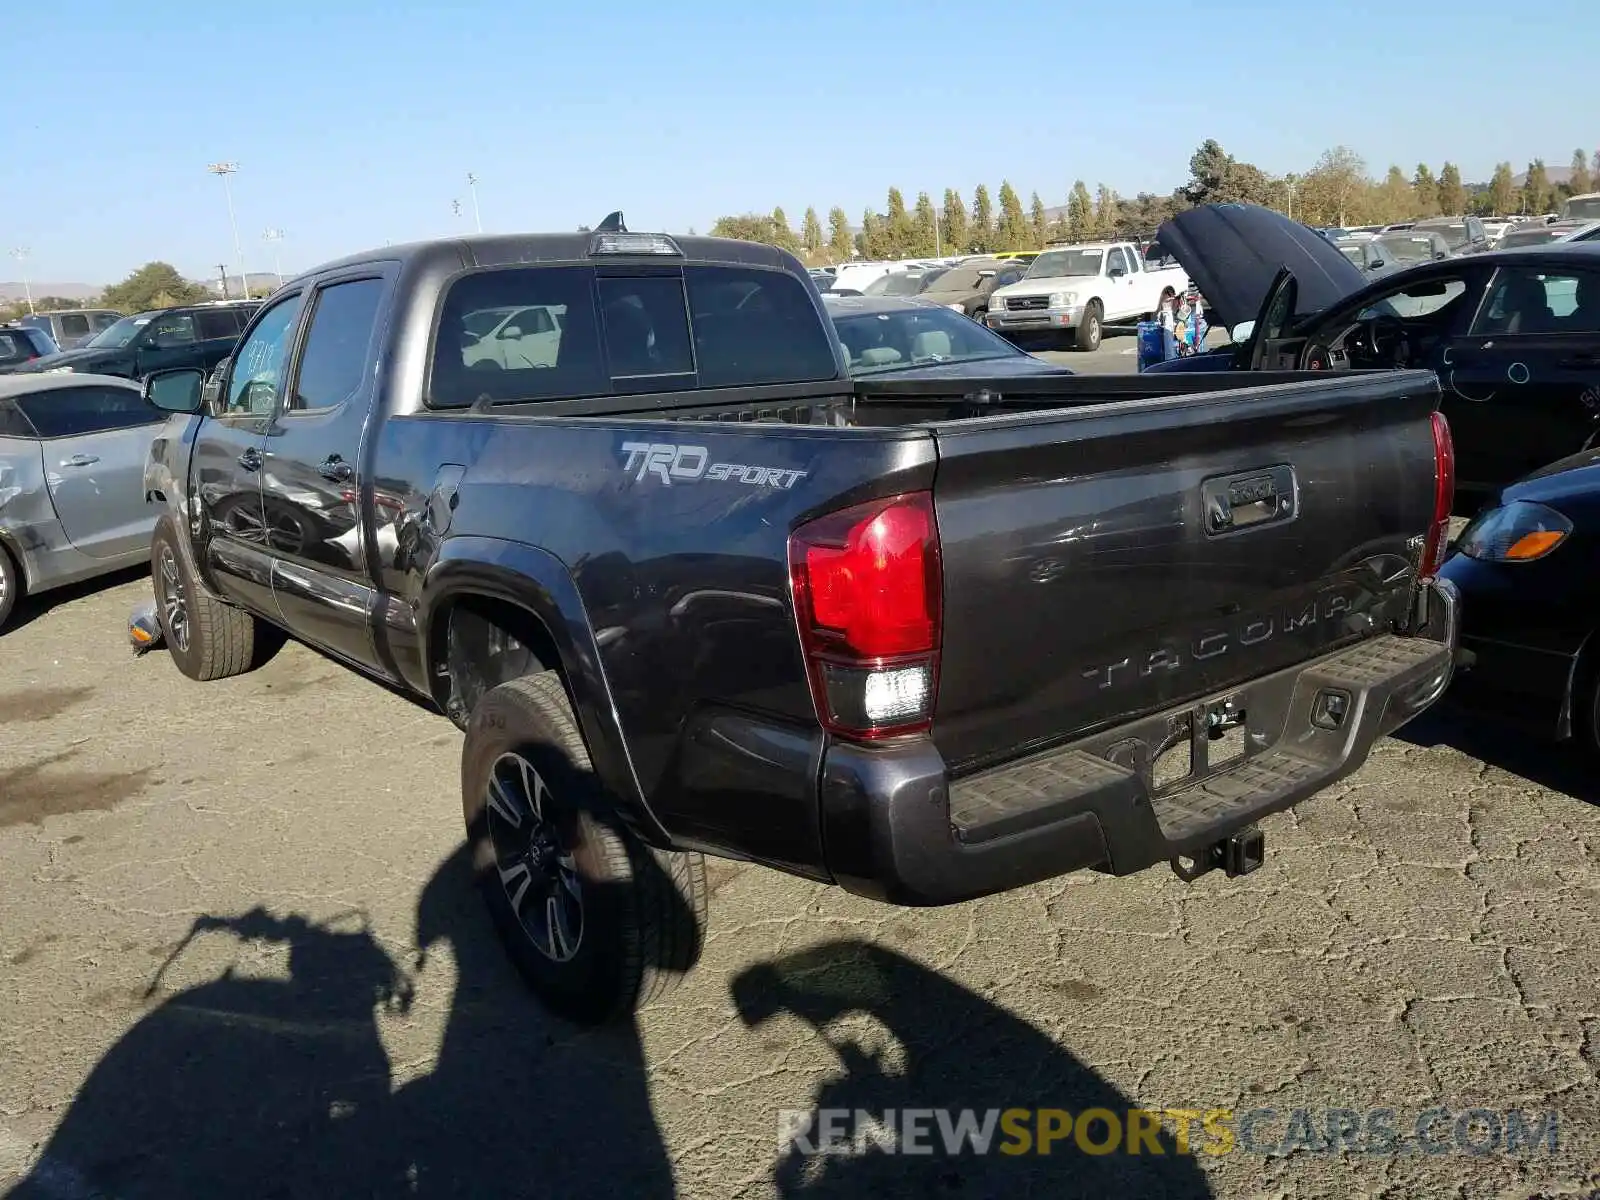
[0, 281, 101, 303]
[1512, 166, 1575, 188]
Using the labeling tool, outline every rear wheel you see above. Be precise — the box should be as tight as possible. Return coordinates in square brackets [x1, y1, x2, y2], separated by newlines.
[151, 520, 259, 681]
[0, 544, 19, 631]
[1074, 302, 1103, 352]
[461, 671, 707, 1024]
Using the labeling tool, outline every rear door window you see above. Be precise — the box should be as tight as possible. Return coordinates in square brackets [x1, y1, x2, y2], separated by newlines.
[0, 331, 36, 365]
[1472, 268, 1600, 335]
[196, 309, 243, 340]
[286, 277, 386, 412]
[15, 385, 162, 437]
[0, 399, 35, 438]
[57, 313, 92, 341]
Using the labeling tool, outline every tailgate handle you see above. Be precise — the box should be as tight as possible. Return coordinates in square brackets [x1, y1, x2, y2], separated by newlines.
[1202, 465, 1297, 537]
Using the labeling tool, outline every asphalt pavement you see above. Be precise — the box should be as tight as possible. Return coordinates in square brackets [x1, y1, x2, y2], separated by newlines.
[2, 448, 1599, 1197]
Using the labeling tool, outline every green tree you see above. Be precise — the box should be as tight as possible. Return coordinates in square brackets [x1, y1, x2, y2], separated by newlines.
[710, 214, 775, 241]
[1487, 162, 1516, 216]
[1067, 180, 1093, 240]
[1299, 146, 1368, 227]
[1522, 159, 1550, 215]
[996, 180, 1027, 248]
[941, 189, 969, 258]
[801, 207, 823, 257]
[771, 207, 798, 252]
[827, 207, 854, 262]
[1379, 165, 1414, 222]
[1184, 139, 1233, 205]
[1437, 162, 1465, 215]
[884, 188, 915, 258]
[861, 209, 886, 259]
[1412, 164, 1438, 217]
[1048, 210, 1070, 242]
[1592, 150, 1600, 186]
[101, 262, 210, 313]
[1028, 192, 1048, 248]
[1093, 184, 1119, 236]
[970, 185, 994, 252]
[909, 192, 937, 255]
[1570, 149, 1593, 199]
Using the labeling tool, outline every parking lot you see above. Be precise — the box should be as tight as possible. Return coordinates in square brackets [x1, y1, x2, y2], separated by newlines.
[3, 557, 1600, 1198]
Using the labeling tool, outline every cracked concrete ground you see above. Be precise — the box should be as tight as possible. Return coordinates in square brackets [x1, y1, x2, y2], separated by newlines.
[3, 571, 1600, 1200]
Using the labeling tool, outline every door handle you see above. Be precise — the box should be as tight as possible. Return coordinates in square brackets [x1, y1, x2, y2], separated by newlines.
[60, 454, 99, 468]
[318, 456, 354, 483]
[238, 447, 262, 471]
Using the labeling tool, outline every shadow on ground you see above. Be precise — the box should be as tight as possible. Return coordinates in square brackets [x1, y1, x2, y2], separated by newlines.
[1395, 704, 1600, 806]
[7, 862, 1211, 1199]
[3, 564, 147, 634]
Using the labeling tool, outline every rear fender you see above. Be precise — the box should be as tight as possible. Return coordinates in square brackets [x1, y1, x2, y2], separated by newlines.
[418, 536, 664, 843]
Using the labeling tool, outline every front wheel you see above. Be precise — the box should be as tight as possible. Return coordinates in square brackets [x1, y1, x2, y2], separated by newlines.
[150, 519, 260, 681]
[461, 671, 707, 1025]
[1074, 302, 1103, 352]
[0, 544, 19, 631]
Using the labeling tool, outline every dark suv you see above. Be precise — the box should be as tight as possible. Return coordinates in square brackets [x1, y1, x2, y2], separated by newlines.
[0, 324, 60, 370]
[1, 300, 261, 380]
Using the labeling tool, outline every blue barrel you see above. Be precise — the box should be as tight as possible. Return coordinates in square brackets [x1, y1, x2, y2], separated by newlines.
[1136, 321, 1166, 371]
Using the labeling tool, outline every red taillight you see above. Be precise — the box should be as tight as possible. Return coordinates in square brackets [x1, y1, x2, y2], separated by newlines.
[1419, 410, 1455, 578]
[789, 492, 942, 739]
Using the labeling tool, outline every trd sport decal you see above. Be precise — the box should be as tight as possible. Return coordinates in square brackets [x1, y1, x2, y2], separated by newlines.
[620, 442, 808, 489]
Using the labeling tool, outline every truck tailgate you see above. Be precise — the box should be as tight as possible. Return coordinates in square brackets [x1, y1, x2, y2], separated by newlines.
[926, 370, 1442, 775]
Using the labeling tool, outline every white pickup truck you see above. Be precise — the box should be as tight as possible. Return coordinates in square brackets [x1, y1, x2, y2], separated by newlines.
[986, 241, 1190, 351]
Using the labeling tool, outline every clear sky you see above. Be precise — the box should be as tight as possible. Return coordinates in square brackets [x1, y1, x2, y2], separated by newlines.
[4, 0, 1597, 286]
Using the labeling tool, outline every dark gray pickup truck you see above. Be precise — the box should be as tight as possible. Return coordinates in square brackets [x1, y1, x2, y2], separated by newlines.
[134, 216, 1460, 1024]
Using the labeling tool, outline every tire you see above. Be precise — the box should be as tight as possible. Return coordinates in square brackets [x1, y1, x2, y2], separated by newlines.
[151, 519, 259, 681]
[461, 671, 708, 1025]
[0, 543, 18, 631]
[1074, 301, 1103, 352]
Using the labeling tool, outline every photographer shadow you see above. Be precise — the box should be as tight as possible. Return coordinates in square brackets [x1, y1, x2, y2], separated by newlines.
[5, 845, 684, 1199]
[733, 940, 1214, 1199]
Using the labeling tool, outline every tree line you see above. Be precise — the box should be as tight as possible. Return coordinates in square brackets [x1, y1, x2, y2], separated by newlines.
[1, 261, 269, 323]
[710, 142, 1600, 264]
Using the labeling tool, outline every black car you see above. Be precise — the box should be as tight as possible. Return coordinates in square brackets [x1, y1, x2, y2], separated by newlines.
[1440, 450, 1600, 747]
[0, 324, 60, 370]
[913, 257, 1030, 322]
[1408, 214, 1493, 256]
[1, 300, 261, 380]
[1145, 206, 1600, 511]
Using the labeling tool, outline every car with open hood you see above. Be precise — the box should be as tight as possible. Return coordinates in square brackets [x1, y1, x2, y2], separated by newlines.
[1143, 204, 1600, 511]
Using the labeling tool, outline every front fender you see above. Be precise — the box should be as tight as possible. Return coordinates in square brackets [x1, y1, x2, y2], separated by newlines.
[418, 536, 665, 844]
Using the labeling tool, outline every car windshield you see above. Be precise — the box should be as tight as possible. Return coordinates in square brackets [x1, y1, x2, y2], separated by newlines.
[1418, 222, 1469, 249]
[923, 264, 998, 292]
[864, 269, 949, 297]
[1025, 248, 1105, 279]
[1561, 196, 1600, 220]
[81, 314, 150, 349]
[1497, 227, 1564, 248]
[831, 303, 1028, 374]
[1374, 235, 1437, 263]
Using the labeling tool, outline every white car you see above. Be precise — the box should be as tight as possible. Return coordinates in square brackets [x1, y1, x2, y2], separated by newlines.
[462, 304, 564, 370]
[985, 241, 1190, 351]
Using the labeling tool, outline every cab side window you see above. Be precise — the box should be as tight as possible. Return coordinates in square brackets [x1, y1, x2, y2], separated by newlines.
[1468, 268, 1600, 335]
[226, 295, 302, 415]
[146, 313, 198, 348]
[286, 278, 386, 412]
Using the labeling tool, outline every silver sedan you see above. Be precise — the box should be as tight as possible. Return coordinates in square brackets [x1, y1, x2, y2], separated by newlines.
[0, 373, 166, 630]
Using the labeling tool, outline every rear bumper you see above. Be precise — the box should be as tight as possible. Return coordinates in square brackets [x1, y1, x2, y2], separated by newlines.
[819, 578, 1458, 906]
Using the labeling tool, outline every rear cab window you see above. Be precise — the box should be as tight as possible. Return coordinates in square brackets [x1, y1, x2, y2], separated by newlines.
[427, 264, 838, 407]
[14, 386, 162, 437]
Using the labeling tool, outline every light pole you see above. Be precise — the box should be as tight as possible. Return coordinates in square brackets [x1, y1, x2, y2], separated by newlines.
[262, 228, 286, 288]
[466, 172, 483, 233]
[207, 162, 247, 297]
[1283, 176, 1298, 222]
[8, 247, 34, 315]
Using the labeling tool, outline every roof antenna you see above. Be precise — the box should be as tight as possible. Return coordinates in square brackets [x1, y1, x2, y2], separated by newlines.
[595, 211, 627, 233]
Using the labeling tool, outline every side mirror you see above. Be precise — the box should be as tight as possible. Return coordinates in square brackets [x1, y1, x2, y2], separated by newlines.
[1109, 265, 1127, 278]
[497, 326, 523, 340]
[1435, 251, 1449, 260]
[976, 269, 996, 278]
[144, 367, 206, 414]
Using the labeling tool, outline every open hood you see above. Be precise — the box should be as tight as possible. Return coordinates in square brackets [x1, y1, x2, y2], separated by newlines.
[1151, 203, 1368, 331]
